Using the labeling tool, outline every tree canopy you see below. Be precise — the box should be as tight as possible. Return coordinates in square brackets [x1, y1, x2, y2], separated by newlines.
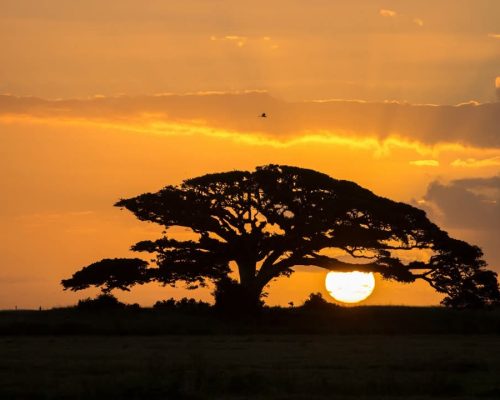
[62, 165, 500, 309]
[62, 258, 150, 293]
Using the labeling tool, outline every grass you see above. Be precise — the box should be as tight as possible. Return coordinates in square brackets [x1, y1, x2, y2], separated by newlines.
[1, 335, 500, 399]
[1, 307, 500, 399]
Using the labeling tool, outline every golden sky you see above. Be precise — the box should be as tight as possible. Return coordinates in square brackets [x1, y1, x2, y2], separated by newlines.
[0, 0, 499, 308]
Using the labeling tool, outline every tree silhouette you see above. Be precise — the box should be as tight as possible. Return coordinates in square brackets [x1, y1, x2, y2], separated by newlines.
[62, 258, 151, 293]
[63, 165, 500, 309]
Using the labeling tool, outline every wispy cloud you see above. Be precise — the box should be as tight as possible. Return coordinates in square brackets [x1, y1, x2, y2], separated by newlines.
[451, 157, 500, 168]
[210, 35, 278, 49]
[409, 159, 439, 167]
[210, 35, 247, 47]
[488, 33, 500, 39]
[379, 9, 397, 18]
[379, 9, 424, 28]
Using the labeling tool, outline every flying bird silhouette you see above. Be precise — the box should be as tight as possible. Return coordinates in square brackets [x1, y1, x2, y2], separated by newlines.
[259, 112, 267, 118]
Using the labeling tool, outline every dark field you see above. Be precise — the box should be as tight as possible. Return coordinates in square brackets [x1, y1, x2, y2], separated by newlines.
[2, 335, 500, 399]
[1, 308, 500, 399]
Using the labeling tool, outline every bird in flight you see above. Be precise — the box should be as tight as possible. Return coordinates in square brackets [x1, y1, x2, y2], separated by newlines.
[260, 112, 267, 118]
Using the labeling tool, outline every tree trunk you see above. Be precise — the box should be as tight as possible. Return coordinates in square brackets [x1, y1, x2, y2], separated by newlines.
[214, 259, 265, 314]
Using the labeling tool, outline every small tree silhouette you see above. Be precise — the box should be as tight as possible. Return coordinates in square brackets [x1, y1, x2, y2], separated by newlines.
[62, 165, 500, 310]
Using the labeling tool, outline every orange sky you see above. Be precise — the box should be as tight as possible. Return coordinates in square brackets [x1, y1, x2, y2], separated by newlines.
[0, 0, 499, 308]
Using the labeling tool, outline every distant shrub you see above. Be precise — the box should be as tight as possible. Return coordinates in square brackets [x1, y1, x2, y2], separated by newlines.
[153, 297, 211, 312]
[76, 293, 139, 310]
[153, 298, 177, 309]
[300, 293, 338, 311]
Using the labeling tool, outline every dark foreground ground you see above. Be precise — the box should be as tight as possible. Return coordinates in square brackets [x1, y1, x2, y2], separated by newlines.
[1, 307, 500, 399]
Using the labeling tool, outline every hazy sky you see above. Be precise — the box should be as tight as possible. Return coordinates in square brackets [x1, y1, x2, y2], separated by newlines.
[0, 1, 499, 308]
[1, 0, 500, 103]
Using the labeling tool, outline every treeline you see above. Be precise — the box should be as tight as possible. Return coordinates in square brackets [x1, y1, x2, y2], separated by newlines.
[1, 295, 499, 335]
[74, 292, 335, 312]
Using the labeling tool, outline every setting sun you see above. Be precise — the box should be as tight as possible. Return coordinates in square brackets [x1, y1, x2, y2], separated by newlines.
[325, 271, 376, 303]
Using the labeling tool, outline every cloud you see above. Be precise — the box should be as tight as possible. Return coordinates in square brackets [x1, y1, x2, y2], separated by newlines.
[379, 9, 424, 28]
[210, 35, 278, 49]
[418, 176, 500, 269]
[210, 34, 247, 47]
[0, 93, 499, 149]
[409, 160, 439, 167]
[224, 35, 247, 47]
[488, 33, 500, 39]
[451, 156, 500, 168]
[413, 18, 424, 27]
[421, 176, 499, 231]
[379, 9, 397, 18]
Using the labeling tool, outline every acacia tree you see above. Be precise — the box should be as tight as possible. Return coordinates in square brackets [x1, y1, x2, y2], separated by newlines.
[63, 165, 500, 309]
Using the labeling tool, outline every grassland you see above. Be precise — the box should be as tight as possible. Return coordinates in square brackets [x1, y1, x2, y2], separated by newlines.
[1, 307, 500, 399]
[2, 334, 500, 399]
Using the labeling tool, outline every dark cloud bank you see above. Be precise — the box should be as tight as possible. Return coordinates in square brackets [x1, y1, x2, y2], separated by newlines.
[419, 176, 500, 269]
[1, 93, 499, 148]
[423, 176, 499, 231]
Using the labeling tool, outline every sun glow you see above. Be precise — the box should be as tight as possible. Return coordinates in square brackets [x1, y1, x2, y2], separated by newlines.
[325, 271, 375, 303]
